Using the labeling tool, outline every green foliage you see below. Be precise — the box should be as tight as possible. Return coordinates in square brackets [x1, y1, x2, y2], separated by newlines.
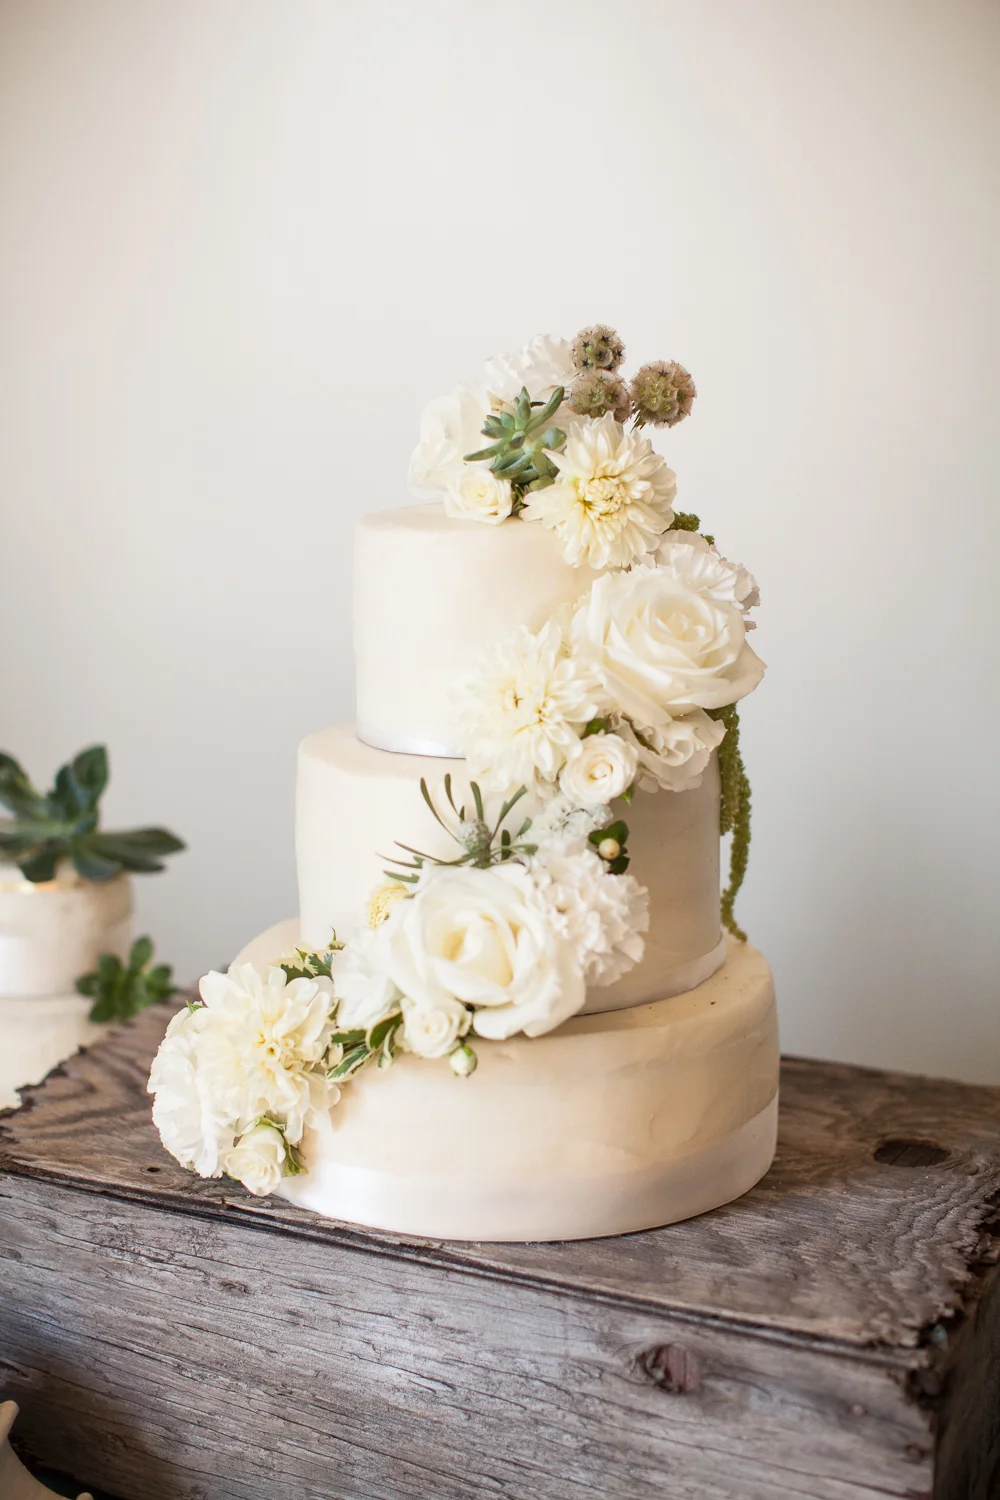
[385, 776, 537, 882]
[327, 1010, 403, 1081]
[76, 935, 177, 1023]
[280, 938, 344, 983]
[709, 705, 752, 941]
[464, 386, 567, 501]
[588, 818, 631, 875]
[0, 745, 185, 884]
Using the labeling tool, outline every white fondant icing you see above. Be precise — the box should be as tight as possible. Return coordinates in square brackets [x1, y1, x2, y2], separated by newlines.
[0, 872, 132, 999]
[354, 504, 599, 758]
[295, 726, 724, 1013]
[234, 926, 778, 1241]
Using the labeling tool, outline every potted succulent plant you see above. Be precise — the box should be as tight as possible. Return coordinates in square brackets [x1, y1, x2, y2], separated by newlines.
[0, 745, 184, 1001]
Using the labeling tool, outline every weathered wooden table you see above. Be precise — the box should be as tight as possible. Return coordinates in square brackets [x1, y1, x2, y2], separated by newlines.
[1, 1005, 998, 1500]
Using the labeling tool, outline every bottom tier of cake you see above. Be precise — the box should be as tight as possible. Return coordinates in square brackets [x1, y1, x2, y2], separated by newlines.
[235, 921, 779, 1242]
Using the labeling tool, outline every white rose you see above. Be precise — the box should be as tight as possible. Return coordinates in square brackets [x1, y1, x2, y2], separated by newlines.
[408, 385, 491, 500]
[332, 934, 403, 1030]
[379, 862, 585, 1042]
[222, 1121, 287, 1197]
[401, 994, 471, 1059]
[558, 732, 638, 807]
[619, 711, 727, 793]
[656, 531, 760, 623]
[572, 563, 765, 724]
[444, 463, 513, 525]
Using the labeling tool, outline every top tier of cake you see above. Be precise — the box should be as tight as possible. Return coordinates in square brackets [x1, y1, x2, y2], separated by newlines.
[354, 504, 599, 758]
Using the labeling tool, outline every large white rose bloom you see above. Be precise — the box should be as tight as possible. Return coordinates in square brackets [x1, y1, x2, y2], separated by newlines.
[521, 413, 676, 569]
[572, 563, 765, 723]
[147, 963, 337, 1180]
[457, 620, 606, 792]
[618, 711, 726, 793]
[379, 863, 585, 1042]
[558, 731, 638, 806]
[222, 1120, 288, 1197]
[408, 385, 491, 500]
[656, 531, 760, 624]
[444, 463, 513, 525]
[526, 843, 649, 988]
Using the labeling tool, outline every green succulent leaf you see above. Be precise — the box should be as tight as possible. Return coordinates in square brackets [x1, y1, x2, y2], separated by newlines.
[0, 753, 45, 819]
[76, 935, 176, 1023]
[18, 848, 60, 883]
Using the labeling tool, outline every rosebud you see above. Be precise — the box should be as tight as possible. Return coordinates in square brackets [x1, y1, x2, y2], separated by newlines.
[449, 1043, 478, 1077]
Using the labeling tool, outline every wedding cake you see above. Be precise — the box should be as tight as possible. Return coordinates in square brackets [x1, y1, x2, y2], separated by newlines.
[149, 327, 779, 1241]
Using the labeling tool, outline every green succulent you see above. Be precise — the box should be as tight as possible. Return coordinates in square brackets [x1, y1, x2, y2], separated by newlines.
[464, 385, 567, 501]
[0, 744, 185, 884]
[76, 935, 176, 1023]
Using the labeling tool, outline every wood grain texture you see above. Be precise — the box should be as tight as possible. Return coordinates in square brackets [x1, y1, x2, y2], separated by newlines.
[0, 1002, 998, 1499]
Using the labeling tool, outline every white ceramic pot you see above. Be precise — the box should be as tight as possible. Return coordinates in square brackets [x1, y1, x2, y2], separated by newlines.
[0, 869, 133, 999]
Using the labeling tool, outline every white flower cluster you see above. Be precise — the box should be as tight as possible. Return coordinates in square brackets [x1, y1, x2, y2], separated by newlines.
[147, 963, 337, 1196]
[457, 529, 762, 798]
[408, 336, 677, 569]
[333, 815, 648, 1052]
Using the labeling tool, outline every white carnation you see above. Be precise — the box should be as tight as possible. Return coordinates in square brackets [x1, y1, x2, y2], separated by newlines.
[147, 963, 338, 1181]
[444, 463, 513, 525]
[558, 732, 638, 807]
[375, 862, 585, 1042]
[572, 563, 765, 724]
[480, 333, 577, 406]
[457, 620, 606, 793]
[526, 845, 649, 988]
[527, 793, 611, 852]
[408, 385, 491, 501]
[619, 711, 726, 793]
[222, 1120, 288, 1197]
[656, 530, 760, 624]
[521, 413, 676, 569]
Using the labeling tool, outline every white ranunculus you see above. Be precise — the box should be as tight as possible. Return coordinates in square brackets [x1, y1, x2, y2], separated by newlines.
[526, 845, 649, 988]
[378, 862, 585, 1042]
[619, 711, 727, 793]
[408, 385, 492, 500]
[480, 333, 578, 405]
[572, 563, 765, 724]
[457, 620, 607, 794]
[222, 1120, 288, 1197]
[558, 731, 638, 807]
[656, 531, 760, 623]
[521, 413, 676, 569]
[401, 994, 471, 1059]
[332, 934, 403, 1030]
[444, 463, 513, 525]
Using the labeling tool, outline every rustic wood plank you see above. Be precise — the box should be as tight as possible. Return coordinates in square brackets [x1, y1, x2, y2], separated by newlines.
[0, 1177, 936, 1500]
[2, 1003, 999, 1350]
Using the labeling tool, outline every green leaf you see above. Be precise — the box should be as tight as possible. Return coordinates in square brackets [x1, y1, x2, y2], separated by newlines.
[68, 745, 109, 809]
[89, 827, 186, 860]
[328, 1043, 370, 1081]
[18, 847, 60, 883]
[582, 717, 611, 738]
[0, 753, 45, 819]
[366, 1012, 402, 1052]
[70, 847, 123, 882]
[328, 1028, 366, 1049]
[129, 935, 154, 971]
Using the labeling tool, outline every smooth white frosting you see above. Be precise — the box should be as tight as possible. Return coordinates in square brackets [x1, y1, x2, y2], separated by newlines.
[296, 725, 724, 1013]
[0, 872, 132, 999]
[234, 926, 778, 1241]
[354, 504, 598, 757]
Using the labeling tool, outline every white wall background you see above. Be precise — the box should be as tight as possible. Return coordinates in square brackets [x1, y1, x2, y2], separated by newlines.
[1, 0, 997, 1082]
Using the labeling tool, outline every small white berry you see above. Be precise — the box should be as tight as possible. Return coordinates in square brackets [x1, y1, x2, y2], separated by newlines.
[597, 837, 621, 861]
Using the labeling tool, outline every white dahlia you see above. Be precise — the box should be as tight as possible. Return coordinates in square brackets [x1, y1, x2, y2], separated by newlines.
[457, 620, 606, 793]
[526, 843, 649, 988]
[521, 413, 676, 569]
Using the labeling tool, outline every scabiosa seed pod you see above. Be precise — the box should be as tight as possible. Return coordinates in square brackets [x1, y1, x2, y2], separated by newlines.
[567, 369, 631, 423]
[571, 324, 626, 372]
[630, 360, 697, 427]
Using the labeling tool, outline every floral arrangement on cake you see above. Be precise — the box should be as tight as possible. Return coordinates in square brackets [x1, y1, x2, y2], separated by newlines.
[148, 325, 766, 1199]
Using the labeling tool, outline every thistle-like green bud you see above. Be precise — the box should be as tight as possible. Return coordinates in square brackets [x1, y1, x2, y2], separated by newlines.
[629, 360, 696, 427]
[568, 370, 631, 423]
[571, 324, 626, 372]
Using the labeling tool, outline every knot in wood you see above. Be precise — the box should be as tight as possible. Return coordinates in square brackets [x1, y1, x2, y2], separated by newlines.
[636, 1343, 702, 1393]
[873, 1138, 951, 1168]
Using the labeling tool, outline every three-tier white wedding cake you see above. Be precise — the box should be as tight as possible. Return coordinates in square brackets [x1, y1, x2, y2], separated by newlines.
[149, 327, 779, 1242]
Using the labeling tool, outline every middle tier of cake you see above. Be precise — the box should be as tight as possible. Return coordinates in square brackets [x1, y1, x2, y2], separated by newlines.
[297, 724, 726, 1015]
